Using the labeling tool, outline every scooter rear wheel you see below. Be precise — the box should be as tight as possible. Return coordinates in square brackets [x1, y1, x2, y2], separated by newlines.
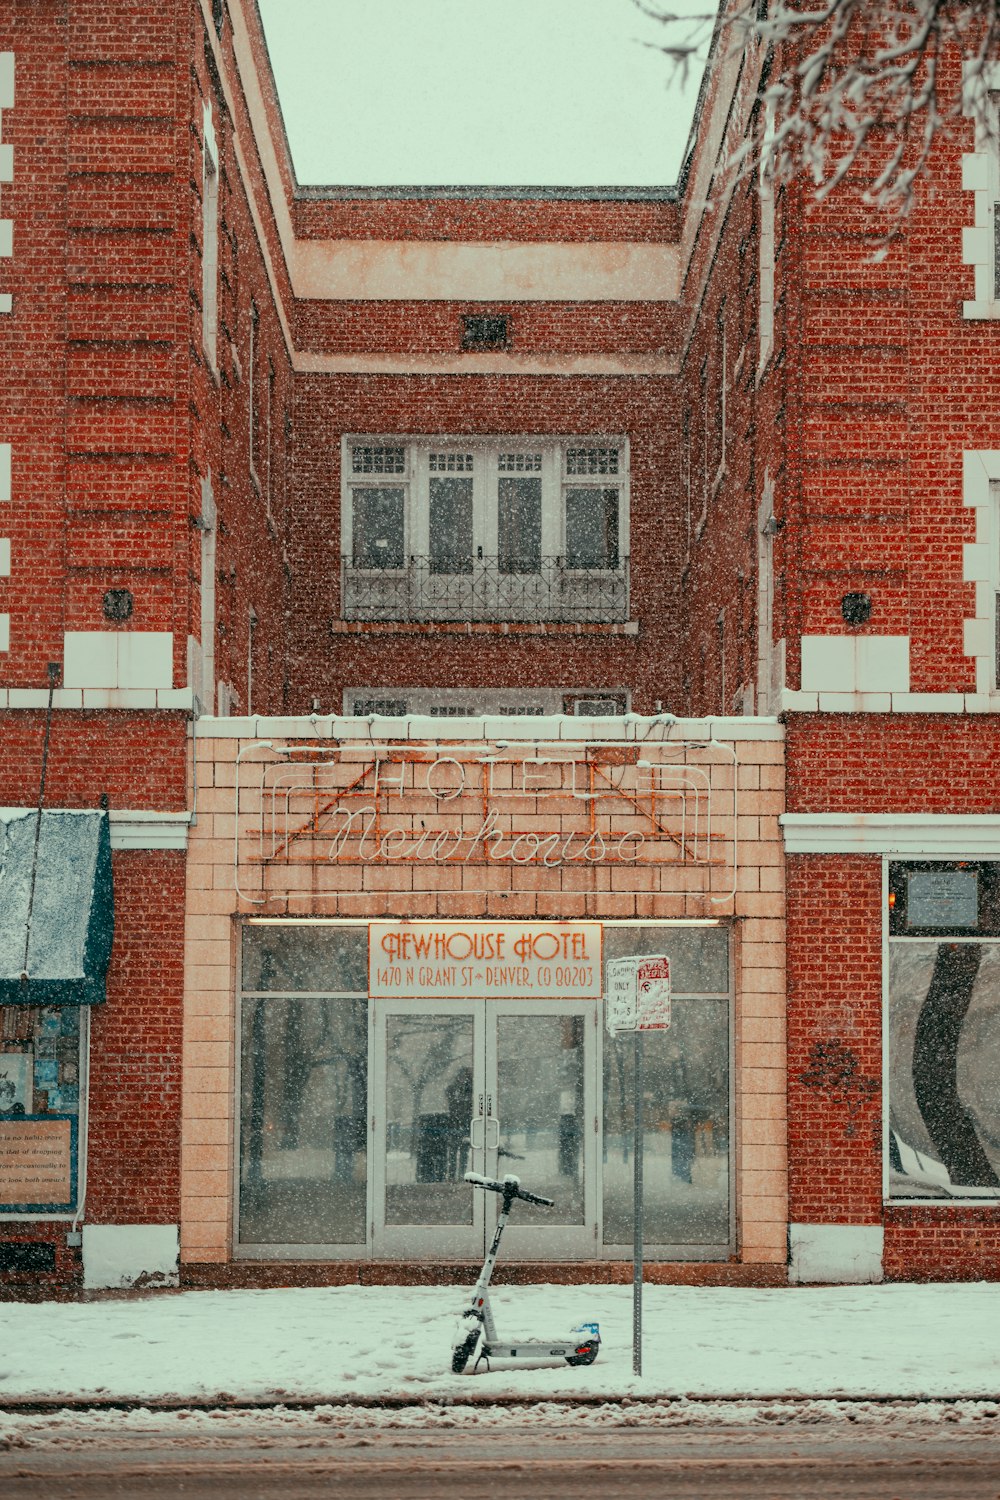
[565, 1342, 599, 1367]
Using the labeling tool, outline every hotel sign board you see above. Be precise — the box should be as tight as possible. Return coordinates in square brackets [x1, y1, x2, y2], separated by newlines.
[369, 921, 603, 1000]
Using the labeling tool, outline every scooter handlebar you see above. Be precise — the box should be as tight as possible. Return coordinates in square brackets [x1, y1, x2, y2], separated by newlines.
[464, 1171, 554, 1208]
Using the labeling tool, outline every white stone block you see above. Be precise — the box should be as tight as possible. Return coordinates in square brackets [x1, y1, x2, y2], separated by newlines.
[63, 631, 118, 688]
[856, 694, 892, 712]
[891, 691, 966, 713]
[0, 144, 12, 183]
[0, 538, 7, 574]
[117, 631, 173, 689]
[788, 1223, 883, 1284]
[82, 1224, 179, 1290]
[0, 443, 9, 502]
[109, 689, 159, 709]
[964, 615, 993, 657]
[0, 613, 8, 653]
[6, 688, 48, 707]
[778, 689, 819, 713]
[817, 692, 861, 712]
[963, 541, 992, 581]
[156, 687, 195, 710]
[0, 53, 12, 109]
[963, 152, 990, 191]
[856, 635, 909, 692]
[963, 225, 991, 265]
[0, 220, 11, 259]
[801, 635, 855, 693]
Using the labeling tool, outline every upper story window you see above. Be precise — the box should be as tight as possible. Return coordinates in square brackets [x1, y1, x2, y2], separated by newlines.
[341, 437, 629, 623]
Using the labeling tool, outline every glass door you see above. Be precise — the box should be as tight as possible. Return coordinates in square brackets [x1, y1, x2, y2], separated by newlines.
[372, 998, 599, 1260]
[371, 999, 486, 1259]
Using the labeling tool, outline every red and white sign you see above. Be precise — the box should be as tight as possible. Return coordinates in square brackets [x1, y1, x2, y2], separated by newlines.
[636, 957, 671, 1030]
[605, 955, 671, 1034]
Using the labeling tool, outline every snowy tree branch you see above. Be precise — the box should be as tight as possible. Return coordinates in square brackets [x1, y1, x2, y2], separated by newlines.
[638, 0, 1000, 221]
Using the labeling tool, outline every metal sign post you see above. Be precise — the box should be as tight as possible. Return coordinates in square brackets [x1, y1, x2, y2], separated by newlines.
[606, 955, 671, 1379]
[632, 1024, 643, 1377]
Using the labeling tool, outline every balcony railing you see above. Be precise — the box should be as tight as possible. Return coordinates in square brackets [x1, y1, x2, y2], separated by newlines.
[341, 554, 630, 624]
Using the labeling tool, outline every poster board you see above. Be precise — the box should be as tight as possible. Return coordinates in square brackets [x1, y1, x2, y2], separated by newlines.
[0, 1116, 76, 1212]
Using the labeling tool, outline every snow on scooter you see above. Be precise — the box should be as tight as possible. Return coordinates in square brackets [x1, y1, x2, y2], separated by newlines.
[450, 1171, 601, 1374]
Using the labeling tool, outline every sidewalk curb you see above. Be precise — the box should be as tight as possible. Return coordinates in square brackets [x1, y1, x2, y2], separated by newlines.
[0, 1392, 996, 1414]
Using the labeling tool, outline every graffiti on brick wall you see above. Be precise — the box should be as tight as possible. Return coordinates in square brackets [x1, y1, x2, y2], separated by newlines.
[799, 1039, 879, 1140]
[233, 735, 739, 903]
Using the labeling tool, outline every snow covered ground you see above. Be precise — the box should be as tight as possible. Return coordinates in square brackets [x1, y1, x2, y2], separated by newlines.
[0, 1282, 998, 1406]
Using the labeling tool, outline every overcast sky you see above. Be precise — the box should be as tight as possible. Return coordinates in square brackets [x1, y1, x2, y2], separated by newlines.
[256, 0, 713, 189]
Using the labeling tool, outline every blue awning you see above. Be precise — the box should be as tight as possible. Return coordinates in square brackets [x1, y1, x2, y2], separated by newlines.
[0, 810, 114, 1006]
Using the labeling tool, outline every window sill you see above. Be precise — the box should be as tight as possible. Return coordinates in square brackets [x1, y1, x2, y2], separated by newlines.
[330, 619, 640, 637]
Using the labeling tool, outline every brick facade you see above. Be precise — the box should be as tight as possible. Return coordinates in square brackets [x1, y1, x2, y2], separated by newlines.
[1, 0, 999, 1289]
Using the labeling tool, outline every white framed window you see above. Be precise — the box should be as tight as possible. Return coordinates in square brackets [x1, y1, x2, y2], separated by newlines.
[341, 437, 629, 624]
[887, 860, 1000, 1202]
[201, 102, 219, 371]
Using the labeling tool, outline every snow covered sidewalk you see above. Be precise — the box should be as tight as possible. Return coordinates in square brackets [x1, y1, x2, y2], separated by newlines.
[1, 1283, 998, 1406]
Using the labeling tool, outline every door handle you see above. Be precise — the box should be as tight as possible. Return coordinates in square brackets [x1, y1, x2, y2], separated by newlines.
[469, 1115, 484, 1150]
[485, 1115, 500, 1150]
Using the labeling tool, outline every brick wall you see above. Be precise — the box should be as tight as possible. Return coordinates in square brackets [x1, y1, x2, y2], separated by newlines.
[787, 715, 1000, 814]
[287, 374, 682, 715]
[86, 848, 186, 1224]
[294, 300, 679, 358]
[786, 855, 882, 1225]
[291, 196, 681, 244]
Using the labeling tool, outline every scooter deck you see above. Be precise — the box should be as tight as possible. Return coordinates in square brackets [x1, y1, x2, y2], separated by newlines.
[483, 1340, 585, 1360]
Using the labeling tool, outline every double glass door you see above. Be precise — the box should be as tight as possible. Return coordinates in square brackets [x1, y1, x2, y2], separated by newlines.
[372, 998, 598, 1260]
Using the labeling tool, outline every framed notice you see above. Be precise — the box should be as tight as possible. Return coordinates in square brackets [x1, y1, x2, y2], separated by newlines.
[907, 871, 978, 930]
[0, 1116, 77, 1213]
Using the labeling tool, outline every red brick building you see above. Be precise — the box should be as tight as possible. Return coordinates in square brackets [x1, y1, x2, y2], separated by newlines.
[0, 0, 995, 1290]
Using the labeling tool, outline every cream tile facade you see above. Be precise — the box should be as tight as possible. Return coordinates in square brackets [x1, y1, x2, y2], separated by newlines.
[182, 716, 787, 1270]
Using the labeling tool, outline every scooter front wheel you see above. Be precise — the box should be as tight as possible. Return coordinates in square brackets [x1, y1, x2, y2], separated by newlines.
[451, 1319, 483, 1374]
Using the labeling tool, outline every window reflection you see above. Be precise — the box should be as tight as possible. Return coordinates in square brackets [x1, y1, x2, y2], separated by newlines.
[889, 942, 1000, 1196]
[239, 996, 368, 1245]
[603, 1003, 729, 1246]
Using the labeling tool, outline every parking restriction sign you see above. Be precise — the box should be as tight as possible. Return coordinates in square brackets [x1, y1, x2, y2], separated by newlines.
[636, 957, 671, 1030]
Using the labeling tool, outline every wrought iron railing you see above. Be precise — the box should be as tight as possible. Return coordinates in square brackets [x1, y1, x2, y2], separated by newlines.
[341, 555, 630, 624]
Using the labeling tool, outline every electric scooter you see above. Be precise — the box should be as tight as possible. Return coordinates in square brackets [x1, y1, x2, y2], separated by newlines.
[450, 1171, 601, 1374]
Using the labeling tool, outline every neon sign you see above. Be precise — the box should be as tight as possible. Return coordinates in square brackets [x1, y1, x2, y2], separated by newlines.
[233, 736, 738, 904]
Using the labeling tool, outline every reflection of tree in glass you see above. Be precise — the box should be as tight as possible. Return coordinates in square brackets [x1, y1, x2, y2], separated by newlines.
[913, 944, 999, 1187]
[390, 1018, 469, 1147]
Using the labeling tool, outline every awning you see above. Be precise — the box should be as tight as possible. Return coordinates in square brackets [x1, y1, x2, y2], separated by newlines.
[0, 810, 114, 1006]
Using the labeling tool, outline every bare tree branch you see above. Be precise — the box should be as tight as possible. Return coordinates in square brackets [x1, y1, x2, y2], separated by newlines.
[638, 0, 1000, 222]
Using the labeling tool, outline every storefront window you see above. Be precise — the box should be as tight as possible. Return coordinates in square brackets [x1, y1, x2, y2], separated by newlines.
[0, 1006, 84, 1214]
[888, 861, 1000, 1199]
[602, 926, 730, 1251]
[239, 926, 368, 1248]
[237, 921, 732, 1258]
